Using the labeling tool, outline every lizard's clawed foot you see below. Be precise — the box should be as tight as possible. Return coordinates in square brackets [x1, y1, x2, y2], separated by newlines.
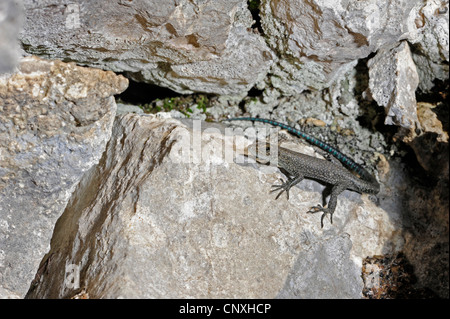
[270, 178, 291, 200]
[307, 205, 333, 228]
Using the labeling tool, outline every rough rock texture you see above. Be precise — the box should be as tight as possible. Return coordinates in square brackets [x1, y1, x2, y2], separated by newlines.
[20, 0, 274, 95]
[5, 0, 448, 299]
[0, 56, 128, 298]
[365, 1, 448, 141]
[19, 0, 448, 99]
[410, 0, 449, 92]
[0, 0, 23, 74]
[260, 0, 424, 94]
[25, 115, 403, 299]
[368, 41, 420, 137]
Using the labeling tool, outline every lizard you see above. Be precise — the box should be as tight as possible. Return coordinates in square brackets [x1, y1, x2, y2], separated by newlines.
[224, 117, 380, 227]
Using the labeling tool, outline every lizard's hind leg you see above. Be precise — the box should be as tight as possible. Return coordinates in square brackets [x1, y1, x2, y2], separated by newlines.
[307, 183, 346, 228]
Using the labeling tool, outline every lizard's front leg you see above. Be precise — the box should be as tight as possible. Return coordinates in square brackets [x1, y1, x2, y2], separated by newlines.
[270, 174, 304, 200]
[307, 183, 346, 227]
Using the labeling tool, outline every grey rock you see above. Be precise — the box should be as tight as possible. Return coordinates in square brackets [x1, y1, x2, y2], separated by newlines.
[368, 41, 420, 135]
[0, 0, 23, 74]
[116, 103, 144, 115]
[260, 0, 422, 94]
[277, 233, 362, 298]
[20, 0, 274, 95]
[25, 115, 402, 299]
[0, 56, 128, 298]
[410, 0, 449, 92]
[150, 24, 274, 95]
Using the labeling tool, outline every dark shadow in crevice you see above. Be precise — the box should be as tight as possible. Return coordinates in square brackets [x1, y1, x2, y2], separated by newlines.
[115, 76, 181, 105]
[248, 0, 264, 35]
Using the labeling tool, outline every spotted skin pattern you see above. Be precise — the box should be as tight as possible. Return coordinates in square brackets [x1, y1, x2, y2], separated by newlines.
[225, 117, 380, 227]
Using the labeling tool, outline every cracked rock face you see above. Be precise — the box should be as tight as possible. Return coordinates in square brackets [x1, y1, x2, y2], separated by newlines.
[20, 0, 274, 95]
[24, 115, 402, 299]
[6, 1, 448, 299]
[19, 0, 447, 100]
[260, 0, 424, 94]
[368, 41, 420, 135]
[411, 0, 449, 91]
[0, 56, 128, 298]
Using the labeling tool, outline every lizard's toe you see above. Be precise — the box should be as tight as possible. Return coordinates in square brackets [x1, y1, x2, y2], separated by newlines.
[307, 205, 333, 228]
[270, 179, 290, 200]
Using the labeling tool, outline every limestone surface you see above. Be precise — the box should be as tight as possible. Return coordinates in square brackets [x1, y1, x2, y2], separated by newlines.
[25, 115, 402, 298]
[20, 0, 274, 95]
[0, 56, 128, 298]
[368, 41, 420, 136]
[260, 0, 423, 94]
